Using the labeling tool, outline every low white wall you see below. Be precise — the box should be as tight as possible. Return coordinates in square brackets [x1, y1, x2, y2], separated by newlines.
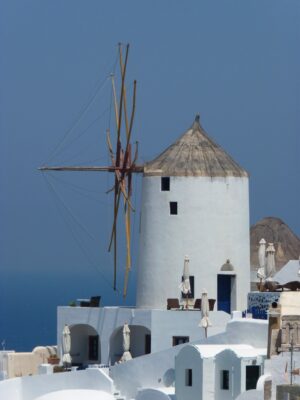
[35, 389, 114, 400]
[0, 347, 58, 379]
[136, 388, 175, 400]
[151, 310, 230, 353]
[111, 345, 180, 399]
[236, 390, 263, 400]
[6, 353, 42, 378]
[0, 368, 113, 400]
[205, 319, 268, 348]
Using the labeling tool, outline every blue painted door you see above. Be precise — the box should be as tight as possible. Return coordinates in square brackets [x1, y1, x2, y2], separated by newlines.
[217, 275, 231, 313]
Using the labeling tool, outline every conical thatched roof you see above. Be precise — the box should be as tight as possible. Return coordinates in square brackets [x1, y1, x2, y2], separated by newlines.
[250, 217, 300, 271]
[144, 115, 248, 177]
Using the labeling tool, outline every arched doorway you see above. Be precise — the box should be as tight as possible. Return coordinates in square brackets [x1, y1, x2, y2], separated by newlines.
[217, 260, 236, 313]
[109, 325, 151, 365]
[70, 324, 100, 366]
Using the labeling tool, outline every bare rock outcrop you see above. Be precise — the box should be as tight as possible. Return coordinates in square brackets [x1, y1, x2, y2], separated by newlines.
[250, 217, 300, 272]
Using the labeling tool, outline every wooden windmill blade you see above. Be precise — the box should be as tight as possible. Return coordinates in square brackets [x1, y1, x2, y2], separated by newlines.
[115, 43, 129, 162]
[119, 45, 130, 138]
[122, 84, 137, 297]
[39, 43, 143, 296]
[118, 46, 137, 287]
[123, 81, 137, 169]
[119, 50, 137, 297]
[109, 43, 137, 295]
[123, 159, 133, 298]
[107, 45, 127, 262]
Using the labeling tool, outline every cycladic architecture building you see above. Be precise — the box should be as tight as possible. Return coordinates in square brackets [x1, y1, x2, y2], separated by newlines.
[54, 116, 251, 368]
[136, 115, 250, 312]
[0, 116, 268, 400]
[175, 344, 265, 400]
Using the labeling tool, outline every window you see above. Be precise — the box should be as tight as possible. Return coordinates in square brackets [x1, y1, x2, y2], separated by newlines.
[181, 276, 195, 299]
[221, 370, 229, 390]
[88, 335, 99, 361]
[185, 369, 192, 386]
[173, 336, 189, 346]
[145, 334, 151, 354]
[170, 202, 178, 215]
[161, 177, 170, 191]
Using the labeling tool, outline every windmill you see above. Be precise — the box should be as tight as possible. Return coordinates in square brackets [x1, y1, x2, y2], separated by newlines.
[39, 44, 144, 297]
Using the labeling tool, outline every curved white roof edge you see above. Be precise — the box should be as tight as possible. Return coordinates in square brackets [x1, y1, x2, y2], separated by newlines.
[35, 389, 114, 400]
[188, 343, 265, 358]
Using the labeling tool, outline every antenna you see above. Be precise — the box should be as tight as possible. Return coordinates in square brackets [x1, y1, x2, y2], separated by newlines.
[290, 330, 294, 385]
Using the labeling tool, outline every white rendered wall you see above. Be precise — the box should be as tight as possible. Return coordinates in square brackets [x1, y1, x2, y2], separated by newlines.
[175, 345, 264, 400]
[150, 310, 230, 353]
[217, 320, 268, 349]
[136, 388, 175, 400]
[70, 324, 99, 365]
[175, 346, 204, 400]
[57, 307, 229, 365]
[264, 352, 300, 396]
[57, 307, 151, 365]
[214, 349, 241, 399]
[111, 344, 183, 400]
[136, 176, 250, 311]
[110, 317, 266, 400]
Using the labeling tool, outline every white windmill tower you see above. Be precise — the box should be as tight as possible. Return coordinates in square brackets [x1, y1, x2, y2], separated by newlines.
[136, 115, 250, 312]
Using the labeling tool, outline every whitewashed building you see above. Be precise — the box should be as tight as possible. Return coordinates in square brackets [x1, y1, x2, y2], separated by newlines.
[0, 316, 268, 399]
[57, 306, 231, 366]
[0, 116, 260, 400]
[175, 344, 265, 400]
[137, 115, 250, 312]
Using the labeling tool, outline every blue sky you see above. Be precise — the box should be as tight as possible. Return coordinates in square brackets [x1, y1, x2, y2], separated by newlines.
[0, 0, 299, 350]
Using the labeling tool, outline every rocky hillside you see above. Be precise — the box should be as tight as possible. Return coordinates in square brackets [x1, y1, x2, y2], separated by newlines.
[250, 217, 300, 271]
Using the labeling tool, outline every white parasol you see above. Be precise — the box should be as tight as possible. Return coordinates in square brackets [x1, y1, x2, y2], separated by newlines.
[257, 238, 266, 290]
[179, 255, 191, 308]
[119, 323, 132, 362]
[199, 289, 211, 338]
[62, 324, 72, 366]
[258, 238, 266, 269]
[265, 243, 276, 279]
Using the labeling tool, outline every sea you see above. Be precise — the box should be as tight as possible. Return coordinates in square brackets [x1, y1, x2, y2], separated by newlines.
[0, 268, 135, 351]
